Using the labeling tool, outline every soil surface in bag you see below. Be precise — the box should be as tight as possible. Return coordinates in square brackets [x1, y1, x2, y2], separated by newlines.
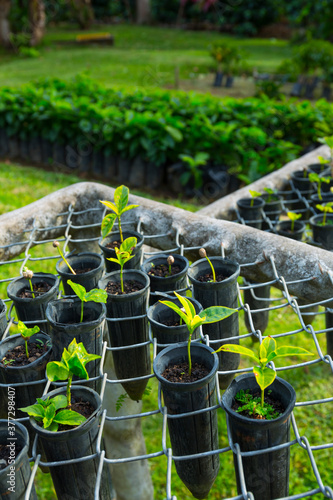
[148, 264, 182, 278]
[232, 389, 285, 420]
[196, 272, 229, 282]
[0, 444, 23, 468]
[1, 342, 49, 366]
[105, 239, 122, 250]
[162, 362, 209, 383]
[72, 266, 95, 274]
[18, 281, 52, 298]
[105, 279, 144, 295]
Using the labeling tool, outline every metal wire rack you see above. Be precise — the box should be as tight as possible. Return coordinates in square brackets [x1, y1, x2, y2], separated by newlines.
[0, 196, 332, 500]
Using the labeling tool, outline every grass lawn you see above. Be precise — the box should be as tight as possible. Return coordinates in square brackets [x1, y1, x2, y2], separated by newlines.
[0, 24, 291, 93]
[0, 162, 331, 499]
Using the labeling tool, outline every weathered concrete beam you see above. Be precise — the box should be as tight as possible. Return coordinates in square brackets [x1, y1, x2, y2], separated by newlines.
[0, 181, 333, 304]
[199, 145, 329, 220]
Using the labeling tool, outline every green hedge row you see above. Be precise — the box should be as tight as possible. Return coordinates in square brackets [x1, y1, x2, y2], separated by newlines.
[1, 76, 333, 183]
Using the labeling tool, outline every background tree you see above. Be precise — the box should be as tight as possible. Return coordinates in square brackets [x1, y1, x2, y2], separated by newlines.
[0, 0, 11, 48]
[136, 0, 150, 24]
[29, 0, 46, 46]
[70, 0, 94, 29]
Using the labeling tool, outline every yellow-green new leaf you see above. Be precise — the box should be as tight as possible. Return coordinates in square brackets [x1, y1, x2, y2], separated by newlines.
[173, 292, 195, 319]
[159, 300, 189, 327]
[253, 366, 276, 391]
[214, 343, 260, 364]
[274, 346, 314, 358]
[101, 213, 117, 238]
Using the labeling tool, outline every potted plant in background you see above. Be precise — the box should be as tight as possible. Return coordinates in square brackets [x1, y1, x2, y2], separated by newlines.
[310, 202, 333, 250]
[7, 267, 60, 333]
[46, 282, 107, 390]
[0, 419, 37, 499]
[0, 300, 7, 338]
[276, 211, 305, 241]
[54, 240, 104, 295]
[21, 339, 112, 500]
[153, 293, 236, 499]
[0, 322, 52, 420]
[99, 238, 150, 401]
[236, 190, 265, 229]
[98, 185, 144, 272]
[217, 337, 313, 500]
[261, 187, 283, 229]
[147, 295, 203, 353]
[188, 248, 240, 388]
[141, 253, 189, 305]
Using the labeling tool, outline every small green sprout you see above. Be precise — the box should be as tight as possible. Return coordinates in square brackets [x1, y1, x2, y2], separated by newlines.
[106, 237, 137, 293]
[160, 292, 237, 376]
[249, 190, 262, 207]
[100, 185, 139, 243]
[53, 240, 76, 275]
[67, 280, 107, 323]
[199, 248, 216, 282]
[22, 267, 35, 298]
[167, 255, 174, 276]
[215, 336, 313, 411]
[318, 156, 330, 171]
[2, 359, 14, 366]
[308, 172, 330, 201]
[263, 187, 278, 203]
[179, 152, 209, 189]
[316, 202, 333, 225]
[18, 321, 40, 359]
[318, 136, 333, 176]
[287, 212, 302, 232]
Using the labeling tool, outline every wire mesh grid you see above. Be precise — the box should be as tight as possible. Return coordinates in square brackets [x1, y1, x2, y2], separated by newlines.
[0, 198, 332, 500]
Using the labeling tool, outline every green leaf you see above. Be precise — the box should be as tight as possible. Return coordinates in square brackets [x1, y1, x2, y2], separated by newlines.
[249, 190, 261, 198]
[121, 204, 139, 214]
[259, 336, 276, 363]
[45, 421, 58, 432]
[190, 315, 204, 332]
[199, 306, 237, 324]
[101, 213, 117, 238]
[18, 321, 40, 339]
[43, 403, 56, 429]
[253, 366, 276, 391]
[52, 395, 68, 411]
[107, 258, 120, 264]
[159, 300, 189, 327]
[99, 200, 118, 214]
[19, 403, 45, 419]
[287, 212, 302, 222]
[67, 280, 86, 301]
[214, 344, 260, 364]
[166, 126, 183, 142]
[173, 292, 195, 320]
[53, 409, 86, 426]
[46, 361, 69, 382]
[114, 185, 129, 213]
[274, 346, 314, 358]
[120, 237, 137, 254]
[85, 288, 107, 304]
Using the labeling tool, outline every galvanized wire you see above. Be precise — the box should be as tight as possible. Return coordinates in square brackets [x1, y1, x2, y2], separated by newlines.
[0, 193, 332, 500]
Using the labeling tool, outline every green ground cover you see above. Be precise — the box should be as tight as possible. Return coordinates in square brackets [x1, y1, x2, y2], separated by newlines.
[0, 25, 291, 90]
[0, 163, 331, 499]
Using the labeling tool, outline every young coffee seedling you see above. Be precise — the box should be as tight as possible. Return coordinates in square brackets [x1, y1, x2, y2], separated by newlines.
[215, 336, 313, 418]
[249, 190, 262, 207]
[53, 240, 76, 275]
[160, 292, 237, 376]
[106, 237, 137, 292]
[20, 395, 86, 432]
[263, 187, 278, 203]
[67, 280, 107, 323]
[22, 266, 35, 298]
[100, 185, 139, 243]
[316, 202, 333, 225]
[287, 212, 302, 232]
[199, 248, 216, 282]
[18, 321, 40, 359]
[178, 152, 209, 189]
[308, 172, 330, 201]
[318, 135, 333, 176]
[21, 338, 100, 431]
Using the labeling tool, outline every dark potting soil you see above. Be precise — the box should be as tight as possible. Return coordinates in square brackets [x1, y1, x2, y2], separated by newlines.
[0, 444, 23, 469]
[56, 396, 95, 432]
[72, 266, 95, 275]
[1, 342, 49, 367]
[105, 279, 144, 295]
[148, 264, 182, 278]
[161, 319, 182, 327]
[162, 361, 209, 383]
[232, 389, 285, 420]
[105, 239, 121, 250]
[18, 281, 52, 299]
[197, 272, 228, 283]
